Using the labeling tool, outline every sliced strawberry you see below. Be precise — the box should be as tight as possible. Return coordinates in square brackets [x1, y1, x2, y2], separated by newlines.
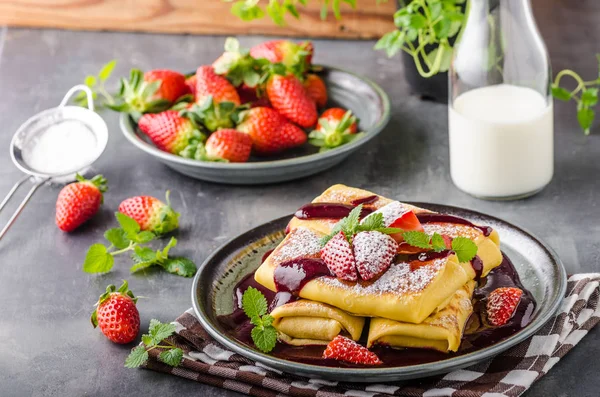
[320, 232, 357, 281]
[353, 231, 398, 281]
[487, 287, 523, 326]
[323, 335, 382, 365]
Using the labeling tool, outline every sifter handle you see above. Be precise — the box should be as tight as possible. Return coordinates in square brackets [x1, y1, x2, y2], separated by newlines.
[59, 84, 95, 112]
[0, 177, 50, 242]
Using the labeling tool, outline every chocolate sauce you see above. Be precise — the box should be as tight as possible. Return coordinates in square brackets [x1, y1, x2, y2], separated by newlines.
[417, 213, 493, 237]
[351, 195, 379, 206]
[273, 258, 332, 294]
[293, 203, 373, 220]
[471, 255, 484, 280]
[217, 253, 536, 368]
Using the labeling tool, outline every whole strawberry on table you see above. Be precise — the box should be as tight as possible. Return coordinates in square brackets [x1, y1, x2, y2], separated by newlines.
[89, 38, 364, 163]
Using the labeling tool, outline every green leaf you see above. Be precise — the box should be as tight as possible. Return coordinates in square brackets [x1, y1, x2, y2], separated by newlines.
[162, 237, 178, 257]
[84, 75, 97, 88]
[342, 204, 362, 234]
[132, 246, 158, 263]
[242, 287, 268, 320]
[261, 314, 274, 327]
[408, 14, 427, 30]
[135, 231, 156, 244]
[581, 88, 598, 107]
[358, 212, 385, 231]
[159, 348, 183, 367]
[149, 320, 176, 344]
[551, 86, 572, 101]
[99, 60, 117, 82]
[577, 107, 595, 135]
[431, 233, 447, 252]
[251, 325, 277, 353]
[402, 231, 432, 249]
[83, 244, 114, 273]
[104, 228, 131, 249]
[426, 43, 453, 73]
[451, 237, 478, 263]
[141, 335, 154, 346]
[116, 212, 140, 236]
[161, 257, 197, 277]
[124, 346, 149, 368]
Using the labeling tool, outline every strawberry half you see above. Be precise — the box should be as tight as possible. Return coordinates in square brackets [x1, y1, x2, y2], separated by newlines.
[203, 128, 252, 163]
[304, 74, 328, 108]
[323, 335, 382, 365]
[55, 174, 107, 232]
[138, 110, 205, 155]
[353, 231, 398, 281]
[91, 281, 140, 344]
[236, 107, 286, 154]
[266, 74, 317, 128]
[118, 192, 180, 235]
[320, 232, 357, 281]
[487, 287, 523, 326]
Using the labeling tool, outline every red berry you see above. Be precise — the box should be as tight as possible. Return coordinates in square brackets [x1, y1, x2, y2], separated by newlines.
[55, 174, 107, 232]
[195, 65, 241, 106]
[279, 122, 307, 149]
[353, 231, 398, 281]
[118, 192, 180, 235]
[487, 287, 523, 326]
[318, 107, 357, 134]
[323, 335, 382, 365]
[92, 281, 140, 344]
[304, 74, 328, 108]
[237, 107, 286, 154]
[138, 110, 203, 155]
[250, 40, 313, 71]
[205, 128, 252, 163]
[320, 232, 357, 281]
[185, 74, 197, 97]
[144, 70, 188, 104]
[267, 74, 317, 128]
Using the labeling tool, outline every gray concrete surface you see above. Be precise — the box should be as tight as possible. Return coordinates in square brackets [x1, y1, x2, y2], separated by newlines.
[0, 1, 599, 395]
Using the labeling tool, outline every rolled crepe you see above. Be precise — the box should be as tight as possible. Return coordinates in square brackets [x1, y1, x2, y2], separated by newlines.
[271, 300, 365, 346]
[367, 281, 475, 352]
[255, 227, 473, 324]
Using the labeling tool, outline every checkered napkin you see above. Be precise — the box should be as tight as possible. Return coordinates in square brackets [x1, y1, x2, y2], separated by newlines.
[142, 274, 600, 397]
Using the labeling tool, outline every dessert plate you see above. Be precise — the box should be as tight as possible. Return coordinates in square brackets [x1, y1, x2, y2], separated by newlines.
[191, 204, 566, 382]
[120, 66, 390, 185]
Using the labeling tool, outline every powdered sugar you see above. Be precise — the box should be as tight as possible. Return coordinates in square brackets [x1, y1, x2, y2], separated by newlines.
[423, 223, 480, 239]
[361, 201, 410, 227]
[273, 227, 322, 261]
[353, 231, 397, 281]
[321, 232, 357, 281]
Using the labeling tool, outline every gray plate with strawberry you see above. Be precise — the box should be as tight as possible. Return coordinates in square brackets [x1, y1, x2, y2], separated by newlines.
[191, 203, 566, 382]
[120, 66, 390, 184]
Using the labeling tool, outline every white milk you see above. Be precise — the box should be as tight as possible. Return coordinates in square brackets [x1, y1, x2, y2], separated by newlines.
[449, 84, 553, 198]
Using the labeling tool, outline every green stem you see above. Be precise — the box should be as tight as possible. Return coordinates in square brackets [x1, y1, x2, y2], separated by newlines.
[111, 242, 136, 256]
[554, 69, 590, 97]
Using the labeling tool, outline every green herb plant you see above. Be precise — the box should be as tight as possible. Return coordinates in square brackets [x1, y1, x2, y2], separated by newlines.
[74, 60, 117, 109]
[551, 55, 600, 135]
[225, 0, 362, 24]
[125, 319, 184, 368]
[402, 231, 477, 263]
[82, 212, 197, 277]
[242, 287, 278, 353]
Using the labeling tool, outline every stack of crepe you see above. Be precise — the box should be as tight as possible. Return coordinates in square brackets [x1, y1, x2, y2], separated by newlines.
[254, 185, 503, 352]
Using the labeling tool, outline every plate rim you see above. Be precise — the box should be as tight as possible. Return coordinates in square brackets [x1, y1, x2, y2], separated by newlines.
[120, 65, 391, 170]
[191, 203, 567, 380]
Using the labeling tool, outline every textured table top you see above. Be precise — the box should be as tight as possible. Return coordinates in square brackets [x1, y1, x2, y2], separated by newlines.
[0, 2, 599, 396]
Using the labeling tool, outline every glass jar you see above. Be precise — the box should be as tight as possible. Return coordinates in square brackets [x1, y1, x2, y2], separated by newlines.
[448, 0, 553, 200]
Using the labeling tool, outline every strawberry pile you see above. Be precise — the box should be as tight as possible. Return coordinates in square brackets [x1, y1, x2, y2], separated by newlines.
[102, 38, 363, 162]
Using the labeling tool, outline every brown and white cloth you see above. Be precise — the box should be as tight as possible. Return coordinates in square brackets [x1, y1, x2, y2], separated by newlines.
[142, 274, 600, 397]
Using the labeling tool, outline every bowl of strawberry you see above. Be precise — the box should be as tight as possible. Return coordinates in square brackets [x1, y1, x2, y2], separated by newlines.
[118, 38, 390, 184]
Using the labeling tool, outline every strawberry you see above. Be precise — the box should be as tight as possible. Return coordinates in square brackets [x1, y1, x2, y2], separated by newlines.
[203, 128, 253, 163]
[323, 335, 382, 365]
[238, 84, 270, 107]
[279, 122, 307, 149]
[195, 65, 241, 106]
[144, 70, 188, 103]
[487, 287, 523, 326]
[320, 232, 357, 281]
[91, 281, 140, 344]
[353, 231, 398, 281]
[266, 74, 317, 128]
[250, 40, 313, 74]
[55, 174, 107, 232]
[118, 192, 180, 235]
[185, 74, 197, 97]
[138, 110, 204, 155]
[213, 38, 262, 89]
[318, 108, 357, 134]
[304, 74, 328, 108]
[309, 108, 361, 151]
[236, 107, 286, 154]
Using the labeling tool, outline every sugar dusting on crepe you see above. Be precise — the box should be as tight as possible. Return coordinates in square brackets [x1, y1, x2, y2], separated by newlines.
[273, 227, 322, 261]
[361, 201, 410, 227]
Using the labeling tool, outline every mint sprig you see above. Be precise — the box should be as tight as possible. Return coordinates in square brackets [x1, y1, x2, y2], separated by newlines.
[320, 205, 402, 246]
[242, 287, 277, 353]
[82, 213, 197, 277]
[125, 319, 183, 369]
[403, 231, 478, 263]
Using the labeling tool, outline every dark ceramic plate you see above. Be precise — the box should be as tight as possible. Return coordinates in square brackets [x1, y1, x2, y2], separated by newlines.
[120, 66, 390, 184]
[191, 204, 566, 382]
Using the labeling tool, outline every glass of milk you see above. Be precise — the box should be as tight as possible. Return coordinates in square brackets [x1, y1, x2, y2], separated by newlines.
[448, 0, 553, 200]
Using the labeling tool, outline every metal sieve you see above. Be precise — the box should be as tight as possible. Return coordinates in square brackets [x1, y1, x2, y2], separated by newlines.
[0, 85, 108, 240]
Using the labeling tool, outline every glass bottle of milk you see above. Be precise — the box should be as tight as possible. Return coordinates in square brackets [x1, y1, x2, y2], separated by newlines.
[448, 0, 553, 200]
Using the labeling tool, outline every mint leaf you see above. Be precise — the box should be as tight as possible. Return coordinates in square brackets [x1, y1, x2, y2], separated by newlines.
[124, 345, 149, 368]
[342, 204, 362, 235]
[142, 335, 154, 346]
[98, 60, 116, 82]
[159, 348, 183, 367]
[132, 246, 158, 263]
[242, 287, 268, 320]
[358, 212, 385, 231]
[551, 86, 572, 101]
[261, 314, 274, 327]
[402, 231, 432, 249]
[451, 237, 478, 263]
[116, 212, 140, 237]
[431, 233, 447, 252]
[104, 228, 131, 249]
[373, 227, 402, 235]
[149, 320, 176, 344]
[161, 237, 178, 257]
[251, 325, 277, 353]
[162, 257, 197, 278]
[135, 231, 156, 244]
[83, 244, 114, 273]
